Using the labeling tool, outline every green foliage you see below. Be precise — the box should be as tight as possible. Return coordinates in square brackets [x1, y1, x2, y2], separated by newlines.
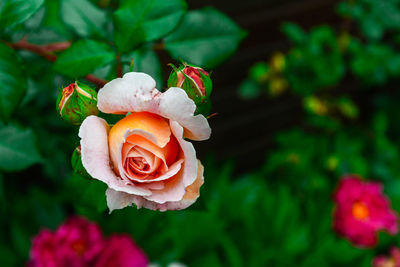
[122, 46, 163, 88]
[284, 25, 345, 95]
[0, 123, 41, 172]
[54, 40, 116, 78]
[337, 0, 400, 41]
[164, 7, 247, 68]
[0, 43, 27, 122]
[60, 0, 107, 38]
[0, 0, 44, 29]
[239, 1, 400, 100]
[113, 0, 187, 52]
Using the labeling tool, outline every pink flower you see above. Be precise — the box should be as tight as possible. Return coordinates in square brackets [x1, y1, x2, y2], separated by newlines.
[373, 247, 400, 267]
[28, 217, 105, 267]
[79, 72, 210, 212]
[333, 175, 398, 247]
[28, 217, 148, 267]
[94, 235, 148, 267]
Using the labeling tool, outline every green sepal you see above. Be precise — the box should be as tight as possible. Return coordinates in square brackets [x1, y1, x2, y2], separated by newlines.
[71, 146, 91, 179]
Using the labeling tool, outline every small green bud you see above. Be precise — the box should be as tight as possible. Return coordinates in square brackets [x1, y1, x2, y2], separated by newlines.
[56, 81, 98, 125]
[168, 63, 212, 116]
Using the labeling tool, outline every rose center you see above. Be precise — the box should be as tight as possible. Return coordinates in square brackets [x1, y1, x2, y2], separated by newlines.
[71, 240, 86, 256]
[352, 201, 369, 220]
[128, 157, 150, 172]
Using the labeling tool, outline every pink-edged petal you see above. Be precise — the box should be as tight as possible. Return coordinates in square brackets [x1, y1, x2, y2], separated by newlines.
[98, 72, 160, 115]
[142, 121, 198, 204]
[97, 72, 211, 141]
[159, 87, 211, 141]
[137, 181, 165, 190]
[79, 116, 151, 196]
[131, 160, 204, 211]
[106, 188, 135, 213]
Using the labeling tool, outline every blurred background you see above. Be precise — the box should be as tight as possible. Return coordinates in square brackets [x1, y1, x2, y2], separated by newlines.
[2, 0, 400, 266]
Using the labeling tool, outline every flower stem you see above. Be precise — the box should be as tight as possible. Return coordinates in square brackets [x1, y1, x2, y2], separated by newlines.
[7, 38, 107, 87]
[116, 53, 123, 78]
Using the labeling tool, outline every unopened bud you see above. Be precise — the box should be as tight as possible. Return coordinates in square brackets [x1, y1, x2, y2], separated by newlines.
[168, 63, 212, 116]
[56, 81, 98, 125]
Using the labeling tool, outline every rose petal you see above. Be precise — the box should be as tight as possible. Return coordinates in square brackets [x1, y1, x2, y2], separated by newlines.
[106, 188, 136, 213]
[132, 160, 204, 211]
[106, 161, 204, 212]
[98, 72, 160, 115]
[79, 116, 151, 196]
[97, 72, 211, 141]
[159, 87, 211, 141]
[142, 121, 198, 204]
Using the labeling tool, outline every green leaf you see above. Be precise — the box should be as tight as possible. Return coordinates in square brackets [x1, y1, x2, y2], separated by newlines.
[42, 0, 72, 36]
[54, 40, 115, 78]
[113, 0, 187, 52]
[60, 0, 107, 38]
[238, 79, 261, 99]
[164, 7, 247, 68]
[0, 0, 44, 28]
[281, 22, 307, 44]
[67, 173, 107, 213]
[122, 46, 163, 88]
[0, 123, 41, 172]
[0, 43, 27, 122]
[10, 222, 30, 257]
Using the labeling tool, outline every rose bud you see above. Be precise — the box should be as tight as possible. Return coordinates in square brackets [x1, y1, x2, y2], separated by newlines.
[167, 64, 212, 116]
[56, 81, 99, 125]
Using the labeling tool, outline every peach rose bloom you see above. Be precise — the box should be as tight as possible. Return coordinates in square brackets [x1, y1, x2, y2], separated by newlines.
[79, 72, 211, 212]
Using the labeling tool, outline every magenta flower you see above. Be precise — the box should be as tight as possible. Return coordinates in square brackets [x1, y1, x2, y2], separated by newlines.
[29, 217, 105, 267]
[94, 235, 148, 267]
[28, 216, 148, 267]
[333, 175, 398, 247]
[373, 247, 400, 267]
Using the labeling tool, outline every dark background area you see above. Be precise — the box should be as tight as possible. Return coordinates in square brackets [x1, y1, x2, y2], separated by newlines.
[186, 0, 340, 172]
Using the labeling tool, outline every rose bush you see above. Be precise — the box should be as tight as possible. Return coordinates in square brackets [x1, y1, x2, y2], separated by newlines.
[79, 72, 211, 212]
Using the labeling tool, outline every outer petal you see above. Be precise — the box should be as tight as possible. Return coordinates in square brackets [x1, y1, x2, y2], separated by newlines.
[97, 72, 211, 141]
[131, 160, 204, 211]
[98, 72, 159, 114]
[158, 87, 210, 141]
[79, 116, 151, 196]
[106, 188, 136, 213]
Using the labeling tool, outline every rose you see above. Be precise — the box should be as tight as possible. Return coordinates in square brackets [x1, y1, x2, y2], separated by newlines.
[94, 235, 148, 267]
[79, 72, 211, 211]
[28, 217, 105, 267]
[28, 217, 148, 267]
[333, 175, 398, 247]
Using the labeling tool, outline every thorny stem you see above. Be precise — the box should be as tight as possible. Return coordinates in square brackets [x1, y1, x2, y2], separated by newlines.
[7, 38, 108, 88]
